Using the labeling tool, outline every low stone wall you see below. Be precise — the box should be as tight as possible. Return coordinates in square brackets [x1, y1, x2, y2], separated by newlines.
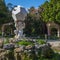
[48, 41, 60, 47]
[0, 43, 54, 60]
[48, 41, 60, 52]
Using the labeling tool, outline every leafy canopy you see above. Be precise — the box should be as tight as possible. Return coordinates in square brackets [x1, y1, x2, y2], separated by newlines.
[41, 0, 60, 24]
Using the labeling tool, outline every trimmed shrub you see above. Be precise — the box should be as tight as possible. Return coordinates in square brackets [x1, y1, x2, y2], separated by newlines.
[37, 40, 46, 44]
[41, 44, 54, 58]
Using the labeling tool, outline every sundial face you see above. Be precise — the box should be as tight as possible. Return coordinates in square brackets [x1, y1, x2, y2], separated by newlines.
[12, 5, 27, 21]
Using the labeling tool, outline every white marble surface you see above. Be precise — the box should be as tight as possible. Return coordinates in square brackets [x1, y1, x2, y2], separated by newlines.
[12, 5, 27, 39]
[12, 5, 27, 21]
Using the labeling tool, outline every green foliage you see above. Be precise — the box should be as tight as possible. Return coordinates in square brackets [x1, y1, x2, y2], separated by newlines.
[40, 0, 60, 24]
[0, 0, 14, 35]
[37, 39, 46, 44]
[0, 0, 14, 25]
[49, 36, 60, 40]
[51, 53, 60, 60]
[17, 53, 60, 60]
[41, 47, 54, 58]
[24, 12, 47, 37]
[17, 40, 34, 46]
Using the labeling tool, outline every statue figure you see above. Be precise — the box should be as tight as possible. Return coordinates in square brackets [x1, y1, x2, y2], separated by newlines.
[12, 5, 27, 39]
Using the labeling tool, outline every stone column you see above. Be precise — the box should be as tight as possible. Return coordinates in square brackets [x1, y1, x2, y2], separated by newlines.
[1, 25, 5, 37]
[47, 23, 51, 39]
[57, 28, 60, 37]
[14, 53, 17, 60]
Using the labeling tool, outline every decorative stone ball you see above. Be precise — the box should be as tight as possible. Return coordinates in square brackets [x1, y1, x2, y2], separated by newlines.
[25, 45, 32, 50]
[12, 5, 27, 21]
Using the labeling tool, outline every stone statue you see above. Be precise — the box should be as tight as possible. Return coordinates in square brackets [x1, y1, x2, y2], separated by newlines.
[12, 5, 27, 39]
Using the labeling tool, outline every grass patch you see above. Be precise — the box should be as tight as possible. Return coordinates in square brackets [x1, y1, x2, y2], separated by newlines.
[37, 39, 46, 44]
[17, 40, 34, 46]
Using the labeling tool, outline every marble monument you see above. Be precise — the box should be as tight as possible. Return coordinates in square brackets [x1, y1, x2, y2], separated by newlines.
[12, 5, 27, 39]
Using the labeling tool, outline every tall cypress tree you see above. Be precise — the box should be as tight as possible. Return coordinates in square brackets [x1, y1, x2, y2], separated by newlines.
[0, 0, 14, 35]
[0, 0, 13, 25]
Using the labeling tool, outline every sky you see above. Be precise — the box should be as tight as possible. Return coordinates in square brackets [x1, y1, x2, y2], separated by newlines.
[5, 0, 46, 9]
